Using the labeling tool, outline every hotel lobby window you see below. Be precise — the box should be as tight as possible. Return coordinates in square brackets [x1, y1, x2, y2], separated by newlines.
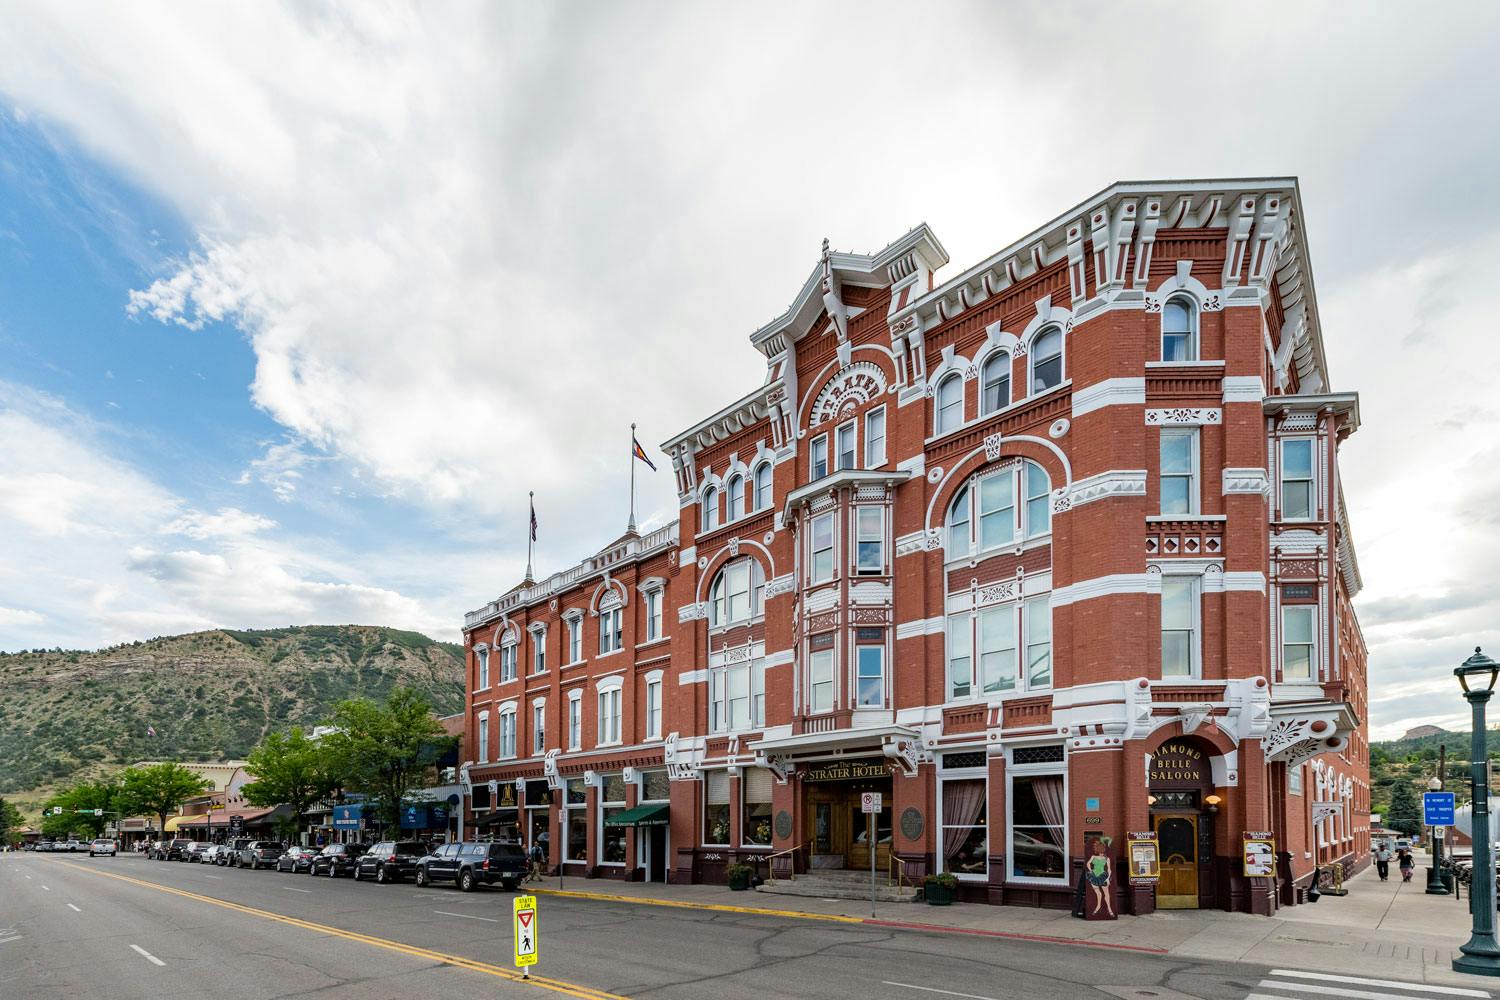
[1009, 771, 1067, 881]
[939, 752, 987, 879]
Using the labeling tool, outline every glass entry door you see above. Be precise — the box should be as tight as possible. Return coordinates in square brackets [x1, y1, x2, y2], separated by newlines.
[1154, 813, 1199, 908]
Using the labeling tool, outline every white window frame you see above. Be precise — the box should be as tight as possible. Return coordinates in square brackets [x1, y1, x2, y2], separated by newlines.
[1159, 575, 1200, 679]
[948, 461, 1051, 559]
[710, 559, 764, 628]
[809, 434, 829, 481]
[476, 711, 490, 763]
[809, 512, 835, 584]
[567, 690, 582, 750]
[937, 756, 988, 881]
[855, 505, 884, 574]
[708, 658, 765, 733]
[1030, 326, 1064, 394]
[565, 613, 583, 664]
[947, 594, 1053, 701]
[1006, 762, 1068, 885]
[1159, 427, 1200, 516]
[529, 627, 547, 675]
[864, 406, 886, 468]
[599, 606, 623, 655]
[1280, 438, 1316, 521]
[1282, 604, 1317, 681]
[644, 587, 664, 642]
[934, 374, 963, 435]
[702, 486, 719, 532]
[498, 706, 517, 760]
[476, 646, 490, 690]
[532, 699, 546, 755]
[835, 419, 857, 472]
[855, 644, 885, 708]
[980, 351, 1011, 414]
[597, 685, 622, 746]
[645, 674, 663, 739]
[500, 642, 518, 683]
[1161, 295, 1198, 362]
[753, 462, 773, 510]
[808, 647, 835, 713]
[727, 474, 745, 522]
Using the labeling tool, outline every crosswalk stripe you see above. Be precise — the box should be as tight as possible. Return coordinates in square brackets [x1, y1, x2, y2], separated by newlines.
[1255, 986, 1462, 1000]
[1268, 970, 1490, 998]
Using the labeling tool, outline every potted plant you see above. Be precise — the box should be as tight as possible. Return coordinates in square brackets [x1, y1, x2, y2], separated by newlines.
[923, 871, 958, 906]
[726, 863, 753, 891]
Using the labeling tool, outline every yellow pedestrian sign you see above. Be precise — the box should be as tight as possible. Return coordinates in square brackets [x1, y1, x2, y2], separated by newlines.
[513, 894, 538, 973]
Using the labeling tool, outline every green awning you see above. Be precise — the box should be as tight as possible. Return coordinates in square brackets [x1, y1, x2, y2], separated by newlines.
[603, 803, 670, 828]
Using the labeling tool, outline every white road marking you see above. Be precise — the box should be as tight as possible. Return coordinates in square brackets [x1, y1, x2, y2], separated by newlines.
[203, 874, 221, 879]
[433, 910, 500, 923]
[282, 886, 313, 893]
[40, 885, 49, 891]
[130, 944, 166, 966]
[884, 983, 1004, 1000]
[66, 903, 81, 912]
[1267, 971, 1489, 997]
[23, 875, 31, 880]
[0, 936, 22, 945]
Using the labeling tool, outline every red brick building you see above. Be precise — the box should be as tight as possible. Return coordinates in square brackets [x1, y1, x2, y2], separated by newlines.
[461, 178, 1368, 914]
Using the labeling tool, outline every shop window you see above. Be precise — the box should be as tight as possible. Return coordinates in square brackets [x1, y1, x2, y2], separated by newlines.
[704, 770, 731, 845]
[564, 778, 587, 862]
[939, 776, 987, 879]
[1010, 772, 1067, 881]
[742, 768, 773, 847]
[600, 774, 627, 864]
[643, 770, 671, 802]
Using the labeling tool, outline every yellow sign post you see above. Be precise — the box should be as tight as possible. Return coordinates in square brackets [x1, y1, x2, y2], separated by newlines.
[513, 894, 538, 977]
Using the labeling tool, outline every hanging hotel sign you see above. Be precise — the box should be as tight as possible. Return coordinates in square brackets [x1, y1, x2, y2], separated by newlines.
[1311, 801, 1341, 823]
[1242, 832, 1275, 877]
[803, 760, 892, 783]
[1126, 832, 1159, 886]
[1149, 743, 1206, 783]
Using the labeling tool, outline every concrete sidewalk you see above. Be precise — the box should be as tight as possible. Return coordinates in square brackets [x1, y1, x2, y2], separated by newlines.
[521, 861, 1490, 987]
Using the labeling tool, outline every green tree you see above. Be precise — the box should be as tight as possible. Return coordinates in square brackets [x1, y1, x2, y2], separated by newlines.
[40, 780, 118, 840]
[0, 797, 23, 846]
[320, 688, 455, 832]
[241, 727, 337, 837]
[116, 763, 210, 836]
[1387, 779, 1423, 836]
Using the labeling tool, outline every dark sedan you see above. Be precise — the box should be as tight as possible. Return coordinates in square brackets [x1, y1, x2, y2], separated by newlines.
[310, 843, 370, 877]
[276, 845, 318, 873]
[352, 841, 429, 884]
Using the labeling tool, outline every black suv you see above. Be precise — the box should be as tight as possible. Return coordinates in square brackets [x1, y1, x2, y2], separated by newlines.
[163, 838, 194, 861]
[310, 843, 370, 877]
[238, 841, 285, 870]
[415, 841, 528, 892]
[353, 841, 429, 884]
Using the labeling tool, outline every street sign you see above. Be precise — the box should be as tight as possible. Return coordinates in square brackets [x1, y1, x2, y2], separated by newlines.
[513, 894, 538, 974]
[860, 792, 882, 814]
[1425, 791, 1456, 826]
[1435, 825, 1447, 840]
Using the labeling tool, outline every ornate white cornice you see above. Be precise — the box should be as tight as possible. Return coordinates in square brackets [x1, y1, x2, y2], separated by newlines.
[1146, 407, 1222, 426]
[1066, 469, 1147, 508]
[1223, 467, 1270, 496]
[1071, 377, 1145, 418]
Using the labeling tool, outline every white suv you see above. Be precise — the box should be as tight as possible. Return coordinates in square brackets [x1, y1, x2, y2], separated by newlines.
[88, 839, 116, 857]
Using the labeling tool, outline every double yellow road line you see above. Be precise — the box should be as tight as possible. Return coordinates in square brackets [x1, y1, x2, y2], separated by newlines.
[54, 860, 625, 999]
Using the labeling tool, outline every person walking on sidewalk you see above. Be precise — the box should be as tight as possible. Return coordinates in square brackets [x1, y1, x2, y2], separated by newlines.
[1374, 842, 1393, 881]
[1397, 847, 1415, 883]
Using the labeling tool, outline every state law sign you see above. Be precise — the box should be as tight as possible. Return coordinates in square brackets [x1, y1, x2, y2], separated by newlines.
[861, 792, 883, 815]
[513, 894, 538, 970]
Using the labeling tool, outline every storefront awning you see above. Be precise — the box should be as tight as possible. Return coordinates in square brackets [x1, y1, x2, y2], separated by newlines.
[748, 724, 919, 760]
[164, 814, 208, 832]
[603, 803, 670, 828]
[474, 808, 518, 828]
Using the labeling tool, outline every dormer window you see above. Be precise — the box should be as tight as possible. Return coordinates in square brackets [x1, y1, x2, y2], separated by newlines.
[935, 375, 963, 435]
[981, 352, 1011, 413]
[1031, 327, 1063, 392]
[1162, 297, 1197, 362]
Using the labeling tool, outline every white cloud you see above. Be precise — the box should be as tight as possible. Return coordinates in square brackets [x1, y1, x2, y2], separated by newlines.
[2, 3, 1500, 733]
[0, 606, 44, 629]
[163, 507, 277, 540]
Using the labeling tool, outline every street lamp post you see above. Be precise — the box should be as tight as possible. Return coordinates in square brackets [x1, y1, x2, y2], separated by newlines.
[1454, 647, 1500, 977]
[1429, 772, 1450, 895]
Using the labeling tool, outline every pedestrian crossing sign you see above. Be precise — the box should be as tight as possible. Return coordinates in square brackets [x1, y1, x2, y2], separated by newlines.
[513, 895, 538, 968]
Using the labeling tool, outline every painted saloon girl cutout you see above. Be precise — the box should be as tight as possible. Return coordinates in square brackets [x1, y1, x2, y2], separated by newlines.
[1085, 836, 1116, 920]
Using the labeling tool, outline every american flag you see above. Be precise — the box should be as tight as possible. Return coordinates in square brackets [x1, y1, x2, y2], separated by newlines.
[147, 725, 156, 737]
[529, 496, 538, 542]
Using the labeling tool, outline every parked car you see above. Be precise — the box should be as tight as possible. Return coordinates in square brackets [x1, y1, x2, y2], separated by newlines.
[311, 843, 371, 878]
[223, 838, 256, 867]
[88, 839, 117, 857]
[185, 842, 212, 863]
[36, 840, 55, 853]
[238, 841, 286, 870]
[63, 839, 83, 853]
[354, 841, 429, 884]
[276, 845, 318, 873]
[415, 841, 528, 892]
[163, 838, 195, 861]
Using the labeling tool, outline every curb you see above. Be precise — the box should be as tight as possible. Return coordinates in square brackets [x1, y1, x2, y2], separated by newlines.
[532, 887, 1171, 953]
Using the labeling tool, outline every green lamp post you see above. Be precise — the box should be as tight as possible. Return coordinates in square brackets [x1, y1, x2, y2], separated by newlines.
[1454, 647, 1500, 977]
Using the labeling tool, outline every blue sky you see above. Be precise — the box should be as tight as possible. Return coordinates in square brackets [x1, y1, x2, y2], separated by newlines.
[1, 2, 1499, 738]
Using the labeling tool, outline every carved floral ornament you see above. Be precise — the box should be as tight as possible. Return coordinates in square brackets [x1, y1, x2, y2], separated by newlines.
[810, 361, 888, 426]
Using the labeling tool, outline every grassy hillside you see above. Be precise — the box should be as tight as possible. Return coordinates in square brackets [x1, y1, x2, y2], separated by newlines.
[0, 625, 464, 804]
[1370, 727, 1500, 815]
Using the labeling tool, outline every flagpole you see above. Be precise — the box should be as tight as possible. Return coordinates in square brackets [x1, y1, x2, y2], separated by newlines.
[628, 423, 638, 533]
[526, 491, 535, 582]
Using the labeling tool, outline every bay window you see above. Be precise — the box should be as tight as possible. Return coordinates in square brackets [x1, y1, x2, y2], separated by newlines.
[809, 512, 835, 583]
[809, 643, 835, 712]
[1281, 439, 1314, 520]
[856, 644, 885, 707]
[1282, 605, 1316, 680]
[855, 506, 884, 573]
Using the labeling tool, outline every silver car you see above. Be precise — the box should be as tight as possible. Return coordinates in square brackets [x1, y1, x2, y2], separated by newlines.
[88, 839, 116, 857]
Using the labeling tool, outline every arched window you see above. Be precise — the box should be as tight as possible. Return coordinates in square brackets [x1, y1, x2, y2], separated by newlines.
[1031, 327, 1063, 393]
[753, 463, 772, 511]
[946, 485, 971, 557]
[946, 459, 1053, 555]
[702, 486, 719, 532]
[709, 559, 766, 627]
[980, 352, 1011, 414]
[935, 374, 963, 435]
[1162, 297, 1197, 361]
[727, 475, 745, 521]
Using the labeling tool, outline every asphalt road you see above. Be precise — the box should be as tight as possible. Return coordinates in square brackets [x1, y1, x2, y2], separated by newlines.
[0, 852, 1488, 1000]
